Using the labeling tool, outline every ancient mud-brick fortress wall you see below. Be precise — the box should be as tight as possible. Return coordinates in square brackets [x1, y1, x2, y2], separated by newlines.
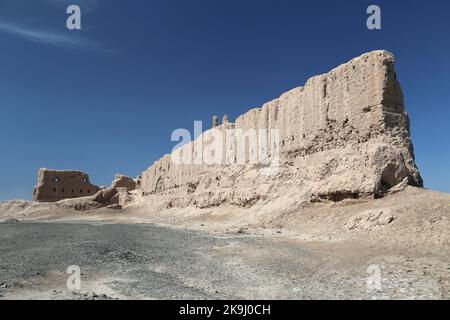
[33, 168, 100, 202]
[140, 50, 422, 198]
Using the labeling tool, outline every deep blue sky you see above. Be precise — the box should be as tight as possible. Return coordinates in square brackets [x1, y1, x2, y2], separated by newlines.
[0, 0, 449, 200]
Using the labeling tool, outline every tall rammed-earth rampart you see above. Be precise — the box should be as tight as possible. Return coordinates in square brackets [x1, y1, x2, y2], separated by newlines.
[140, 51, 422, 204]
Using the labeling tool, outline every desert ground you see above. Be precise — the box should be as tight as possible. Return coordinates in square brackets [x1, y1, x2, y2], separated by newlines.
[0, 186, 449, 300]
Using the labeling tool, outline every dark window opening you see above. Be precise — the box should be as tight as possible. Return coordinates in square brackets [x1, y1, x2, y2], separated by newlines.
[62, 189, 65, 193]
[53, 188, 56, 192]
[80, 189, 83, 193]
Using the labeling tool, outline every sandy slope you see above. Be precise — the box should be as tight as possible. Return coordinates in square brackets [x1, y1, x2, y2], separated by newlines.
[1, 187, 449, 252]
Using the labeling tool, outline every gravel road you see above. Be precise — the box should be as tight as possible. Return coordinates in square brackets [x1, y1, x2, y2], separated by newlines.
[0, 220, 448, 300]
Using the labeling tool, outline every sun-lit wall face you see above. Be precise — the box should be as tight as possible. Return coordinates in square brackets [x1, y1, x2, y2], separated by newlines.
[33, 169, 100, 202]
[140, 51, 422, 200]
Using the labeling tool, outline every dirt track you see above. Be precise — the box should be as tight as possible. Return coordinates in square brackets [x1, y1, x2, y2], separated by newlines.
[0, 220, 448, 300]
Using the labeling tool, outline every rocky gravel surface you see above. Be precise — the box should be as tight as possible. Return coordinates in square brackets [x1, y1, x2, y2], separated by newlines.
[0, 221, 448, 300]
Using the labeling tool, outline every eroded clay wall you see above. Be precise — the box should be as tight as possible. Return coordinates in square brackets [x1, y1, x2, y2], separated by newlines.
[33, 169, 101, 202]
[140, 51, 421, 195]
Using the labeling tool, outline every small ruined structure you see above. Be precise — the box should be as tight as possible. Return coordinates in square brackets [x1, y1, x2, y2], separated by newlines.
[32, 169, 136, 210]
[111, 174, 136, 191]
[139, 51, 423, 208]
[91, 186, 132, 209]
[54, 186, 134, 211]
[33, 168, 100, 202]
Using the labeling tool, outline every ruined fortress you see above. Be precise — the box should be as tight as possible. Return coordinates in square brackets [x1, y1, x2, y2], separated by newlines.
[33, 169, 100, 202]
[34, 51, 422, 208]
[139, 50, 422, 207]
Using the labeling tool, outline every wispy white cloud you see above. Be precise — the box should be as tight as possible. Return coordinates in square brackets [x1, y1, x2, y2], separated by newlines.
[0, 0, 107, 51]
[0, 21, 111, 52]
[0, 0, 100, 11]
[41, 0, 100, 12]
